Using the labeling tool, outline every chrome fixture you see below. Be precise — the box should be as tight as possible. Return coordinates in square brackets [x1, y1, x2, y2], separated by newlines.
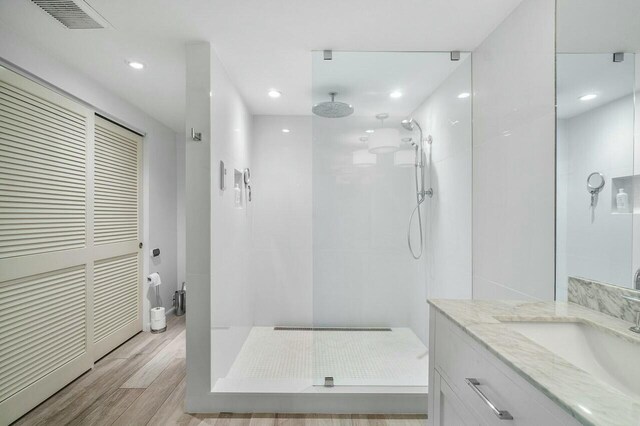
[622, 295, 640, 333]
[450, 51, 461, 61]
[465, 378, 513, 420]
[312, 92, 354, 118]
[243, 168, 251, 202]
[219, 161, 226, 191]
[613, 52, 625, 63]
[401, 118, 433, 259]
[173, 282, 186, 316]
[190, 128, 202, 141]
[586, 172, 605, 207]
[635, 268, 640, 290]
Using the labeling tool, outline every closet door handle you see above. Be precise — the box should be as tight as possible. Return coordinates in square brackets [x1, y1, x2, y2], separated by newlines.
[465, 378, 513, 420]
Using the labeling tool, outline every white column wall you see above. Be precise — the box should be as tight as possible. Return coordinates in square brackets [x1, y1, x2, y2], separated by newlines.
[472, 0, 557, 301]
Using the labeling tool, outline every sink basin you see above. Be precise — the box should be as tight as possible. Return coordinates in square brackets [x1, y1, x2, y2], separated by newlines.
[501, 321, 640, 399]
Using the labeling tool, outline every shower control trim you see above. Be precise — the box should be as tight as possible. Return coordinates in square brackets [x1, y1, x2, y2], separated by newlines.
[219, 161, 226, 191]
[421, 188, 433, 199]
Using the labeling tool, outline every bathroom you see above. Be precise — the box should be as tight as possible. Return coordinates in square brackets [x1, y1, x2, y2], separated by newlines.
[0, 0, 639, 425]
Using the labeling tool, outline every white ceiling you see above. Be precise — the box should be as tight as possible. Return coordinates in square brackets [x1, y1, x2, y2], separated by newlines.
[0, 0, 523, 132]
[557, 53, 635, 119]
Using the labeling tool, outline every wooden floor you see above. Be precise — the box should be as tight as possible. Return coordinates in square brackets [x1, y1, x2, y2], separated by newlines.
[14, 315, 427, 426]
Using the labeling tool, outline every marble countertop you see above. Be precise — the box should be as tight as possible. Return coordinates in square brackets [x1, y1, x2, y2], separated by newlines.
[428, 299, 640, 426]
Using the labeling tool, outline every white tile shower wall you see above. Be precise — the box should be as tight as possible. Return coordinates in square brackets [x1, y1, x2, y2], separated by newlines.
[209, 48, 254, 387]
[250, 116, 313, 326]
[557, 96, 635, 296]
[471, 0, 556, 301]
[410, 57, 473, 343]
[0, 25, 180, 330]
[311, 116, 425, 334]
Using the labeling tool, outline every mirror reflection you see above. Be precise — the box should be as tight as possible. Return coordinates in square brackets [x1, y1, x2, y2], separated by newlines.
[556, 0, 640, 298]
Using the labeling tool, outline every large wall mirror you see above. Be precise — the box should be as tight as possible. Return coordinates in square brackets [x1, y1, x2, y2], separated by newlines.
[556, 0, 640, 299]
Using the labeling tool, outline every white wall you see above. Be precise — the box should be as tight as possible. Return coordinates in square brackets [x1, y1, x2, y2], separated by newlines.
[176, 134, 186, 289]
[557, 95, 635, 296]
[185, 43, 212, 409]
[0, 25, 180, 330]
[209, 46, 254, 387]
[184, 43, 254, 406]
[634, 54, 640, 290]
[250, 116, 313, 326]
[472, 0, 556, 301]
[411, 57, 473, 342]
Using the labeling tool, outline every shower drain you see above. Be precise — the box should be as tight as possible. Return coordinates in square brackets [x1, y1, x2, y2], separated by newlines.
[273, 326, 392, 331]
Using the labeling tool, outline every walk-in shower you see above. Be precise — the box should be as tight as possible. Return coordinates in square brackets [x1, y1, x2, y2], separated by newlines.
[207, 50, 472, 413]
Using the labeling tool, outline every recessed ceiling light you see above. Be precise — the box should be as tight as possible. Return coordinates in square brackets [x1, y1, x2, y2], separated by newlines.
[282, 128, 290, 133]
[268, 90, 282, 98]
[127, 60, 144, 70]
[457, 92, 470, 99]
[390, 91, 402, 98]
[579, 93, 597, 101]
[365, 129, 375, 134]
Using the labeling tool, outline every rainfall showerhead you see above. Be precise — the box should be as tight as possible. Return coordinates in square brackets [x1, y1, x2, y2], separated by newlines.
[312, 92, 354, 118]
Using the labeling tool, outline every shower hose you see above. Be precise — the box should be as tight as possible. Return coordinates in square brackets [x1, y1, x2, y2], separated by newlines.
[408, 159, 425, 260]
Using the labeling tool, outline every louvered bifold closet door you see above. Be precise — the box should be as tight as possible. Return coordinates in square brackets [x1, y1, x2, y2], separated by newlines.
[0, 67, 93, 424]
[92, 116, 142, 359]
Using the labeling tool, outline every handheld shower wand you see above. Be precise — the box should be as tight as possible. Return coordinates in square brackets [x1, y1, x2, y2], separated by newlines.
[401, 118, 432, 259]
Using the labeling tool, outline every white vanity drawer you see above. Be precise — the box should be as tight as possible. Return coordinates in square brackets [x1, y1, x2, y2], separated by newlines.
[433, 312, 579, 426]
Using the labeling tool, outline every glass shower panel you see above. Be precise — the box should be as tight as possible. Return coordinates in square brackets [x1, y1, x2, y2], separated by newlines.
[311, 51, 467, 387]
[556, 53, 637, 298]
[635, 53, 640, 293]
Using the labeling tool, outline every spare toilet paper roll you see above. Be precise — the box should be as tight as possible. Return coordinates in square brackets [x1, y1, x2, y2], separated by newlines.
[150, 307, 165, 320]
[150, 307, 166, 331]
[147, 272, 162, 287]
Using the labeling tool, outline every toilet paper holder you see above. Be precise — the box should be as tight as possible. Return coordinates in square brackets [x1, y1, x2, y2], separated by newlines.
[147, 272, 166, 333]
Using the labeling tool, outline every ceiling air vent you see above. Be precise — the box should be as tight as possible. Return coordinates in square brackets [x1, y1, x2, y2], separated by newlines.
[30, 0, 111, 29]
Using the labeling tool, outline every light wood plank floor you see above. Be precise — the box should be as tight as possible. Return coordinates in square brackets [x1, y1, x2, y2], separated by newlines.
[14, 315, 427, 426]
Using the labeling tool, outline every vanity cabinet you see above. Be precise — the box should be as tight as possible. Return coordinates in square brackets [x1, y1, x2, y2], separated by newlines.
[428, 310, 581, 425]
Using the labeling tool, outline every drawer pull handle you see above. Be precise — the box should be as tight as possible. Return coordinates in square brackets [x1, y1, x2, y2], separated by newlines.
[465, 378, 514, 420]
